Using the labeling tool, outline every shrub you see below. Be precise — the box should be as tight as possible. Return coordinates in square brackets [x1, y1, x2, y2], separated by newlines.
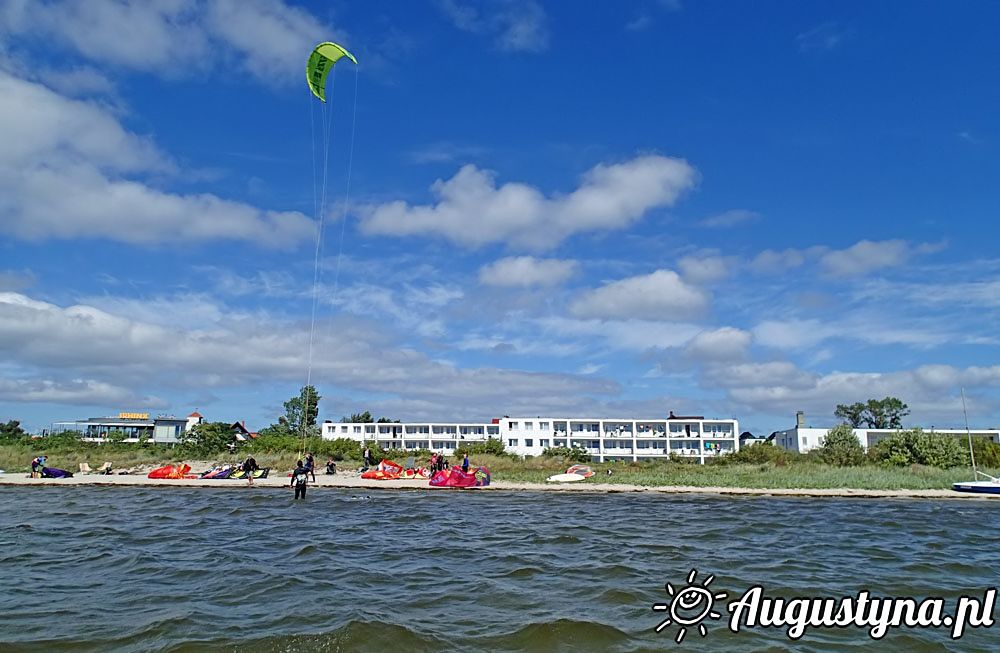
[541, 445, 590, 463]
[971, 438, 1000, 468]
[719, 442, 793, 465]
[868, 429, 968, 468]
[456, 437, 510, 459]
[818, 424, 866, 467]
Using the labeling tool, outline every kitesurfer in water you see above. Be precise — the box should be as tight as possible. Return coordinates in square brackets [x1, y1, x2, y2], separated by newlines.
[290, 460, 310, 500]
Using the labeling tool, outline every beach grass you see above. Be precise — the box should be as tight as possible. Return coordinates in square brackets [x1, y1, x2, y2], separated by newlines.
[3, 445, 993, 491]
[475, 455, 995, 490]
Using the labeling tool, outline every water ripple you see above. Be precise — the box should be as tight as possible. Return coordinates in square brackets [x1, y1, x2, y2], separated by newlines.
[0, 488, 997, 652]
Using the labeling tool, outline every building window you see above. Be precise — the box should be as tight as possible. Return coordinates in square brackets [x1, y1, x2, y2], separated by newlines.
[539, 422, 549, 430]
[509, 421, 518, 430]
[540, 439, 550, 448]
[353, 426, 361, 434]
[525, 422, 533, 430]
[508, 439, 518, 447]
[525, 439, 533, 447]
[340, 425, 348, 433]
[801, 437, 807, 447]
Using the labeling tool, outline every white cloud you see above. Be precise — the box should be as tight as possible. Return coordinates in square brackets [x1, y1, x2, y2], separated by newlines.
[438, 0, 549, 53]
[0, 0, 331, 85]
[570, 270, 708, 320]
[715, 361, 818, 390]
[0, 291, 622, 420]
[685, 327, 752, 362]
[747, 240, 945, 278]
[625, 14, 652, 31]
[722, 362, 1000, 427]
[0, 377, 165, 407]
[538, 316, 702, 351]
[0, 71, 315, 247]
[819, 239, 946, 278]
[857, 278, 1000, 310]
[360, 155, 697, 249]
[753, 319, 831, 350]
[698, 209, 760, 228]
[0, 269, 35, 292]
[753, 317, 957, 351]
[796, 23, 850, 51]
[405, 141, 487, 165]
[678, 252, 736, 285]
[495, 1, 548, 52]
[749, 247, 819, 275]
[328, 282, 464, 339]
[479, 256, 578, 287]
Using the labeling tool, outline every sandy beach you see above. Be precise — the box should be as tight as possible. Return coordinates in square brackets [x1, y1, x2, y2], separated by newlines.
[2, 469, 998, 500]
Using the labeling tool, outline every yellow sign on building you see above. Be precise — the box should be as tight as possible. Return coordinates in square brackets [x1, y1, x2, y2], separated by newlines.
[118, 412, 150, 420]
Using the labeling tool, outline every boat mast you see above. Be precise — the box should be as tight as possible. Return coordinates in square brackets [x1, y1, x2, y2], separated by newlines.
[961, 388, 978, 478]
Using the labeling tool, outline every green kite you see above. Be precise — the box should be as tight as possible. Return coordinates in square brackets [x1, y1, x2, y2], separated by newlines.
[306, 42, 358, 102]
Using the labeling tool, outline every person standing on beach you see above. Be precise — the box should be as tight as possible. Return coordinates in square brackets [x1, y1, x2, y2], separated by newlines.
[304, 452, 316, 482]
[30, 455, 45, 478]
[362, 446, 372, 469]
[290, 460, 310, 500]
[462, 452, 470, 474]
[242, 454, 258, 486]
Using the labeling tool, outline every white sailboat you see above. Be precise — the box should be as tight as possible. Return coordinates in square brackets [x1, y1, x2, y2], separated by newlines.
[952, 389, 1000, 495]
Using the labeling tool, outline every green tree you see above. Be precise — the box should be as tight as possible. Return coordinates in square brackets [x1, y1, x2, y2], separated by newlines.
[834, 402, 866, 427]
[377, 417, 401, 423]
[834, 397, 909, 429]
[818, 424, 866, 466]
[107, 429, 127, 445]
[180, 421, 238, 455]
[0, 420, 28, 443]
[279, 385, 321, 436]
[343, 411, 373, 422]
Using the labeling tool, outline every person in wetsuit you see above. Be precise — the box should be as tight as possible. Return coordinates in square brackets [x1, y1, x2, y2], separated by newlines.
[290, 460, 310, 500]
[304, 452, 316, 482]
[242, 454, 258, 486]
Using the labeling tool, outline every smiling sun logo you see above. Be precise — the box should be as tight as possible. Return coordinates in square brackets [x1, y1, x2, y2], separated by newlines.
[652, 569, 728, 644]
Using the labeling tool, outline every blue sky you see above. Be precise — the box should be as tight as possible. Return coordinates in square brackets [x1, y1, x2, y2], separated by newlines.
[1, 0, 999, 434]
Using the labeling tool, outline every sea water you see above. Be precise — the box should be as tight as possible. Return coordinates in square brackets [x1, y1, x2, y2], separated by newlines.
[0, 487, 997, 652]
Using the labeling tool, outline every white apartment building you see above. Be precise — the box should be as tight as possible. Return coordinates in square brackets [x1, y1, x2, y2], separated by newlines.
[773, 411, 1000, 453]
[322, 414, 740, 464]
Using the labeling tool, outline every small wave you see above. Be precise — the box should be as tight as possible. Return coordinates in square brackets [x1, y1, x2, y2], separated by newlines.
[530, 534, 581, 545]
[293, 543, 319, 557]
[163, 620, 448, 653]
[499, 566, 545, 579]
[492, 618, 634, 652]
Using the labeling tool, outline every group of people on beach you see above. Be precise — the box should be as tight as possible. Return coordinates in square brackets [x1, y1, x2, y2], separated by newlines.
[430, 452, 471, 474]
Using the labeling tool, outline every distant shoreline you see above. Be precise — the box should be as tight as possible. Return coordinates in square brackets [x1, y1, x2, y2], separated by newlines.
[2, 472, 998, 500]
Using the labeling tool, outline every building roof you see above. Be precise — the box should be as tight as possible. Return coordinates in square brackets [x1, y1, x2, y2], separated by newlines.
[188, 412, 203, 418]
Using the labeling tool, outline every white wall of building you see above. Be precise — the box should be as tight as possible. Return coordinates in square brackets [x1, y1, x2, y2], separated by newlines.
[773, 426, 1000, 453]
[322, 415, 740, 464]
